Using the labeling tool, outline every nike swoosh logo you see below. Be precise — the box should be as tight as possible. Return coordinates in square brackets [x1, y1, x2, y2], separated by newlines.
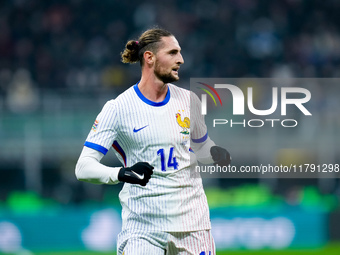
[133, 125, 149, 133]
[131, 170, 144, 179]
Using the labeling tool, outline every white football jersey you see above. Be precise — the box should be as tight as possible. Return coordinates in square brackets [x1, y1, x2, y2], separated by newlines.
[85, 82, 211, 232]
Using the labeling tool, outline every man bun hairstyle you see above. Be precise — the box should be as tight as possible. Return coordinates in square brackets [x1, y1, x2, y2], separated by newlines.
[121, 40, 140, 64]
[121, 28, 173, 66]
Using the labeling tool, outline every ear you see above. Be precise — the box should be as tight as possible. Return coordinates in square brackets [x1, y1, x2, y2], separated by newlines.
[143, 51, 155, 66]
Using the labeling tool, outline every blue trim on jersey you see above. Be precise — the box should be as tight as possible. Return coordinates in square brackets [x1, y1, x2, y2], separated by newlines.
[84, 141, 108, 155]
[134, 82, 170, 106]
[112, 140, 127, 167]
[192, 132, 208, 143]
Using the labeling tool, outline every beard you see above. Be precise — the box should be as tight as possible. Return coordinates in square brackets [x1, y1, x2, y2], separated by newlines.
[154, 61, 179, 84]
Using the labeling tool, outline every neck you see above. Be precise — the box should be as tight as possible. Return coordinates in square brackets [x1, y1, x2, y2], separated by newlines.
[138, 73, 168, 103]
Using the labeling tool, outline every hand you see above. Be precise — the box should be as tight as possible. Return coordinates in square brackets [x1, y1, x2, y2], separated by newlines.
[210, 146, 231, 166]
[118, 162, 154, 186]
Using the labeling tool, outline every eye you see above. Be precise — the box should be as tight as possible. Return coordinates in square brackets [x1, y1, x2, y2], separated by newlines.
[169, 50, 178, 55]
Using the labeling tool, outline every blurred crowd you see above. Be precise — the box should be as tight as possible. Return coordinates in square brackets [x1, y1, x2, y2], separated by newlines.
[1, 0, 340, 97]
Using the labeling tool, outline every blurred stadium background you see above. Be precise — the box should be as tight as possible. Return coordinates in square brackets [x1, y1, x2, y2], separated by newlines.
[0, 0, 340, 254]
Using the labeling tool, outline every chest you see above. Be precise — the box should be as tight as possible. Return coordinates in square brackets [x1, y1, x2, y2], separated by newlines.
[117, 102, 191, 149]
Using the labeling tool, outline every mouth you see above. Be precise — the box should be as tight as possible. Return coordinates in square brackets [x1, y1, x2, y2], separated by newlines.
[172, 67, 180, 75]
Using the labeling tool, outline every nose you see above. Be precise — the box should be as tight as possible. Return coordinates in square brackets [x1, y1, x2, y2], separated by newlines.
[177, 53, 184, 65]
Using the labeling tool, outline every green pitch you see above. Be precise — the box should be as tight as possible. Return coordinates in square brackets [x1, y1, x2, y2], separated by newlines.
[4, 243, 337, 255]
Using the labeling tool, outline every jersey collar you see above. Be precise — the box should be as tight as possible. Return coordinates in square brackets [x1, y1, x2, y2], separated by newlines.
[133, 82, 170, 107]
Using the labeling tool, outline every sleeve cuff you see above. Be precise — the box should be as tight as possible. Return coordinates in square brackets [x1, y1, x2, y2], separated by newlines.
[84, 141, 108, 155]
[191, 132, 208, 143]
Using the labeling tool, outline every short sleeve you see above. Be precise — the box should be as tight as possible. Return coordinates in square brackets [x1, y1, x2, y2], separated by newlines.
[190, 92, 208, 143]
[84, 100, 118, 155]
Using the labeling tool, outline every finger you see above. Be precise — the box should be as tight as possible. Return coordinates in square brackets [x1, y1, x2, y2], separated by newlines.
[138, 162, 149, 168]
[210, 146, 218, 159]
[141, 178, 150, 186]
[146, 168, 154, 175]
[217, 158, 231, 167]
[140, 163, 153, 175]
[140, 162, 154, 171]
[210, 146, 222, 161]
[145, 163, 154, 170]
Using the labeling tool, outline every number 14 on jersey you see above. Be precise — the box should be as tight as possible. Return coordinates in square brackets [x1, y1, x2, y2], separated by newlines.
[157, 147, 178, 171]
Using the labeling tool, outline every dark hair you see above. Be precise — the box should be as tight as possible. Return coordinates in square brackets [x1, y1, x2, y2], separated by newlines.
[121, 28, 173, 66]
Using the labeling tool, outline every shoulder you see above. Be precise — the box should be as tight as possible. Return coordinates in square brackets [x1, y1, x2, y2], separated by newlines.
[115, 85, 136, 102]
[100, 99, 116, 116]
[168, 83, 201, 103]
[104, 85, 136, 106]
[168, 83, 191, 98]
[100, 85, 136, 114]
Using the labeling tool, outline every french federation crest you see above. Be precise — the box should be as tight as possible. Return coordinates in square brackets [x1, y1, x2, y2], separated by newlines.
[176, 111, 190, 135]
